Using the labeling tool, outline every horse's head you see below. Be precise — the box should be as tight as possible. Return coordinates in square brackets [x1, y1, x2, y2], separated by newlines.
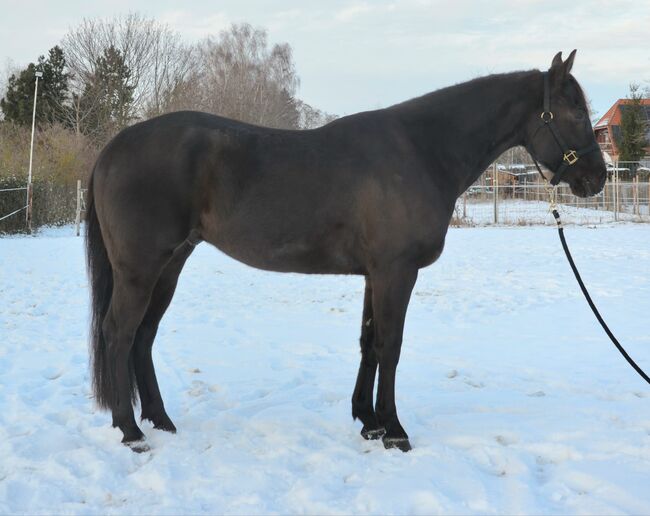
[525, 50, 607, 198]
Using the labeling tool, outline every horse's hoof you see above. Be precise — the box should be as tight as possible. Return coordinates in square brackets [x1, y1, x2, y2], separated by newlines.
[153, 420, 177, 434]
[383, 436, 412, 452]
[143, 411, 177, 433]
[361, 426, 386, 440]
[124, 439, 150, 453]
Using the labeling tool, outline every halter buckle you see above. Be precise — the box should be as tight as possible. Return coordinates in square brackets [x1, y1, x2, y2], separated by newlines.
[563, 150, 579, 165]
[540, 111, 554, 122]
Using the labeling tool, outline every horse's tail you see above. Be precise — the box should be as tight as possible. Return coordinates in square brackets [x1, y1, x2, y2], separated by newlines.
[85, 171, 129, 410]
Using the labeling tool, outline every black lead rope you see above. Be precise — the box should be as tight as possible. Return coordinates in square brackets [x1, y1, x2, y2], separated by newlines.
[551, 208, 650, 386]
[531, 156, 650, 385]
[526, 70, 648, 385]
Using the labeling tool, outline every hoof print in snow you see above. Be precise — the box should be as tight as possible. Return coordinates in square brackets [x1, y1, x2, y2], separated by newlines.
[125, 439, 150, 453]
[383, 436, 411, 452]
[361, 426, 386, 440]
[464, 379, 484, 388]
[495, 434, 517, 446]
[527, 391, 546, 397]
[42, 367, 63, 380]
[446, 370, 458, 379]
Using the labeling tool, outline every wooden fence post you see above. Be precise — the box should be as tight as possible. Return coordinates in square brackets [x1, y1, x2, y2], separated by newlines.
[75, 180, 82, 237]
[463, 191, 467, 219]
[633, 175, 639, 217]
[614, 166, 619, 222]
[493, 163, 499, 224]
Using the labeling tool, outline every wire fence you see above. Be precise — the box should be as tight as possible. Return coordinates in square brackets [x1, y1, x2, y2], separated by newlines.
[0, 184, 27, 226]
[454, 161, 650, 226]
[0, 178, 77, 233]
[0, 204, 28, 222]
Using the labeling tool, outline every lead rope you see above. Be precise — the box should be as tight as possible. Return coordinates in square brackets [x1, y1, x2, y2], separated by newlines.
[532, 159, 650, 385]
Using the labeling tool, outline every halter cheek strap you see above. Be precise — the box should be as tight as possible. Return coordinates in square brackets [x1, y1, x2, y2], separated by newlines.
[532, 72, 600, 185]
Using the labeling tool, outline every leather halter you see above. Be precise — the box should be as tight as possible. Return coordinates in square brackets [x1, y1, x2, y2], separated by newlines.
[531, 72, 600, 186]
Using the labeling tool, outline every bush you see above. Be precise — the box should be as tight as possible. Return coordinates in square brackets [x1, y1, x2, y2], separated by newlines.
[0, 122, 97, 234]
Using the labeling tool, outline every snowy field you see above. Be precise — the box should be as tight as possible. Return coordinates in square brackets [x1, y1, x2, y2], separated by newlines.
[1, 223, 650, 514]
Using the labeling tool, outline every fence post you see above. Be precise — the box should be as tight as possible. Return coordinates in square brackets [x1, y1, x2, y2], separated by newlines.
[25, 72, 41, 233]
[493, 163, 498, 224]
[613, 165, 619, 222]
[25, 183, 33, 233]
[75, 179, 82, 236]
[462, 191, 467, 219]
[633, 174, 639, 217]
[523, 179, 527, 202]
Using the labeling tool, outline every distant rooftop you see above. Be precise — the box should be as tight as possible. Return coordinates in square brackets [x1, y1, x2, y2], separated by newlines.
[594, 99, 650, 129]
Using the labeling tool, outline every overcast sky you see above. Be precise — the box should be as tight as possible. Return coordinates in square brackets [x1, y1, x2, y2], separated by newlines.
[1, 0, 648, 119]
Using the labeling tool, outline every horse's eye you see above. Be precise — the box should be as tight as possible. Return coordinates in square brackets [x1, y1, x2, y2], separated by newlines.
[575, 109, 585, 121]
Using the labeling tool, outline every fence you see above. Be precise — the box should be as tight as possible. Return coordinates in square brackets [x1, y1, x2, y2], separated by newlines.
[0, 186, 28, 224]
[0, 176, 29, 232]
[0, 177, 78, 234]
[454, 161, 650, 226]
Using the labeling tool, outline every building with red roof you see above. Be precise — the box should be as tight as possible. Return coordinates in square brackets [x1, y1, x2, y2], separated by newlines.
[594, 99, 650, 162]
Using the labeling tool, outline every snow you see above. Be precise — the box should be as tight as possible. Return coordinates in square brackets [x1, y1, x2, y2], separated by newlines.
[1, 223, 650, 514]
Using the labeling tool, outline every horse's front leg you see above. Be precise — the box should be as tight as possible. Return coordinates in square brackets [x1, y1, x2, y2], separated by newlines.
[370, 263, 418, 452]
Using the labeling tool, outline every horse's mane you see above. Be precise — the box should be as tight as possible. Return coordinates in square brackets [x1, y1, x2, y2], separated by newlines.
[388, 70, 538, 112]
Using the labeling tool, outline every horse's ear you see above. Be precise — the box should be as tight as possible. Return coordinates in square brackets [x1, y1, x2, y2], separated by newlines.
[549, 50, 576, 84]
[551, 52, 563, 69]
[563, 49, 577, 76]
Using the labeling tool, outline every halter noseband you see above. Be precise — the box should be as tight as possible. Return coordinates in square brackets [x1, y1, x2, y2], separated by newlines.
[530, 72, 600, 186]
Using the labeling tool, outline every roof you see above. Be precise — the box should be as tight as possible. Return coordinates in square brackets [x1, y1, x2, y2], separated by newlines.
[594, 98, 650, 129]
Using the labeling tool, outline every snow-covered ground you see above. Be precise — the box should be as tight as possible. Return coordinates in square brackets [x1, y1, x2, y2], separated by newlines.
[1, 223, 650, 514]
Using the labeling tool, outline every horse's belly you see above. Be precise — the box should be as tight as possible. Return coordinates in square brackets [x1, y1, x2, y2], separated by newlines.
[204, 223, 363, 275]
[218, 239, 362, 274]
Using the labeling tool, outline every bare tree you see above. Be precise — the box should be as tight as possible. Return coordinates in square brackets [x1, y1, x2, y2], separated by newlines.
[62, 13, 192, 126]
[296, 100, 338, 129]
[143, 28, 194, 118]
[60, 16, 334, 135]
[169, 24, 302, 129]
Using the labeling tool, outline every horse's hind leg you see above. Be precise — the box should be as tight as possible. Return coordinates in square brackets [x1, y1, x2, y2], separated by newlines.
[103, 263, 164, 450]
[133, 242, 195, 433]
[351, 277, 384, 440]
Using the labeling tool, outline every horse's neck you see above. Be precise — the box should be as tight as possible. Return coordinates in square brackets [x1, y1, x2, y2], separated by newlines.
[393, 70, 541, 193]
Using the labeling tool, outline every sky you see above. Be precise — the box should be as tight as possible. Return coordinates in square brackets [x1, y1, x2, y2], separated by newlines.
[0, 0, 648, 119]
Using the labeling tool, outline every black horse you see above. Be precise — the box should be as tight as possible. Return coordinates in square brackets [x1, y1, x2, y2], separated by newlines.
[86, 50, 606, 452]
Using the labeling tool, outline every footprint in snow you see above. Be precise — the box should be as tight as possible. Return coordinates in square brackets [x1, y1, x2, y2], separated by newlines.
[495, 434, 518, 446]
[41, 367, 63, 380]
[188, 380, 206, 397]
[464, 379, 484, 389]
